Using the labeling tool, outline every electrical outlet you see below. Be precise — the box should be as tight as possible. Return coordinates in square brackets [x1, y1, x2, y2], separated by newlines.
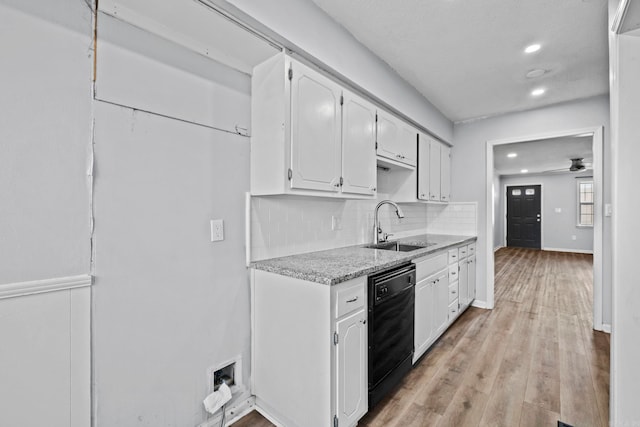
[331, 215, 343, 231]
[572, 235, 577, 240]
[210, 219, 224, 242]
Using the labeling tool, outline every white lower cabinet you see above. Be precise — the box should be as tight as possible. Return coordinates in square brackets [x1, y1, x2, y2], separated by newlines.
[414, 277, 435, 360]
[251, 270, 367, 427]
[468, 255, 477, 302]
[413, 240, 477, 362]
[456, 243, 477, 311]
[413, 252, 449, 362]
[336, 308, 367, 426]
[459, 256, 469, 308]
[434, 269, 450, 336]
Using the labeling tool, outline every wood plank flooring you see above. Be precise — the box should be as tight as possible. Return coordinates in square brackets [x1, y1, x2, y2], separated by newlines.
[234, 248, 609, 427]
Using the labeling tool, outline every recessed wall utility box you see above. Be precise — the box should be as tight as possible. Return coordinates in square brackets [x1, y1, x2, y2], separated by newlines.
[207, 356, 242, 394]
[213, 362, 235, 391]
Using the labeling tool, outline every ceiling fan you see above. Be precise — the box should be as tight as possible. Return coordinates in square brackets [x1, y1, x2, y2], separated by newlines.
[542, 158, 592, 173]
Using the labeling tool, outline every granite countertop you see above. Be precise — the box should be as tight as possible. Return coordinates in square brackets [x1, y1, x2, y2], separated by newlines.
[250, 234, 477, 286]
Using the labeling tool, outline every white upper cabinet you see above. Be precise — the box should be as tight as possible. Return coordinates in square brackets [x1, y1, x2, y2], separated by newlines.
[290, 60, 343, 192]
[376, 110, 417, 167]
[250, 54, 375, 198]
[417, 133, 451, 203]
[429, 139, 442, 201]
[417, 135, 430, 200]
[440, 145, 451, 202]
[342, 90, 377, 196]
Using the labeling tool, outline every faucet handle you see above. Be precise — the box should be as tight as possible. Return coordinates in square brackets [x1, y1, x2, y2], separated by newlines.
[380, 232, 394, 242]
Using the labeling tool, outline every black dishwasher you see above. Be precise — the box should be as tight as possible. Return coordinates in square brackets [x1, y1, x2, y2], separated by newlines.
[368, 262, 416, 408]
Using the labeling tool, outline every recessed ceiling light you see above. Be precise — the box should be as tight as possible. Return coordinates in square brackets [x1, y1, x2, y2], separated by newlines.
[531, 88, 546, 97]
[507, 153, 518, 158]
[526, 68, 547, 78]
[524, 44, 541, 54]
[521, 169, 529, 173]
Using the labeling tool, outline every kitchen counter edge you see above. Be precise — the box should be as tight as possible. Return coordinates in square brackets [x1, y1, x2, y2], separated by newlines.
[250, 234, 477, 286]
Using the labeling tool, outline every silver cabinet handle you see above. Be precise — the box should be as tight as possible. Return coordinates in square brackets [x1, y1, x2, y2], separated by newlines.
[346, 297, 358, 303]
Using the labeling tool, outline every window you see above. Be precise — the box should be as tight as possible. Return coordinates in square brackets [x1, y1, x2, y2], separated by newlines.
[577, 180, 594, 226]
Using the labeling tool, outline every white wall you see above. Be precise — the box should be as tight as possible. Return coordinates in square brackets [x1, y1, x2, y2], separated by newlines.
[452, 95, 611, 323]
[222, 0, 453, 142]
[92, 27, 252, 426]
[609, 0, 640, 422]
[0, 0, 92, 284]
[0, 2, 92, 426]
[497, 173, 594, 252]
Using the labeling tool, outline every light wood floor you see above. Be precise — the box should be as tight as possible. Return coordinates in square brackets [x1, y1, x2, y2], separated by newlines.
[234, 248, 609, 427]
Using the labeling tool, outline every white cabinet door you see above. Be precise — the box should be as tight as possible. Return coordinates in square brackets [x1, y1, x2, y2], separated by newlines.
[434, 270, 449, 335]
[441, 145, 451, 202]
[376, 111, 417, 166]
[468, 256, 476, 302]
[398, 122, 418, 166]
[459, 256, 469, 308]
[417, 134, 430, 201]
[429, 140, 441, 201]
[342, 91, 377, 196]
[414, 277, 435, 361]
[336, 308, 367, 427]
[290, 61, 342, 192]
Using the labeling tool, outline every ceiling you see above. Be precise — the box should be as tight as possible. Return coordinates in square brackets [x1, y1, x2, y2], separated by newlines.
[494, 135, 593, 176]
[310, 0, 609, 122]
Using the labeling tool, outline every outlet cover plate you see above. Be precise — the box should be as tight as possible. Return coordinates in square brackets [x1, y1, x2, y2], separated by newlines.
[210, 219, 224, 241]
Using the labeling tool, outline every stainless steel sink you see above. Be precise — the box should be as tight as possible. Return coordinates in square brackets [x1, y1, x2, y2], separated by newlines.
[366, 241, 435, 252]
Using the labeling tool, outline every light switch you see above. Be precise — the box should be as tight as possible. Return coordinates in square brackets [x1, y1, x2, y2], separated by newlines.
[210, 219, 224, 242]
[605, 204, 612, 217]
[555, 208, 562, 213]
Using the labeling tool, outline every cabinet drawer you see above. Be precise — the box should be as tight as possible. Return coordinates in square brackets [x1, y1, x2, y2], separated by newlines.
[336, 285, 365, 318]
[468, 243, 476, 255]
[448, 249, 458, 264]
[458, 246, 468, 259]
[448, 264, 459, 282]
[414, 253, 448, 281]
[448, 299, 459, 319]
[448, 281, 458, 304]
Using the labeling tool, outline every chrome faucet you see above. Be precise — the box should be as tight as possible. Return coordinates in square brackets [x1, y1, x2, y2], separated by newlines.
[373, 200, 405, 244]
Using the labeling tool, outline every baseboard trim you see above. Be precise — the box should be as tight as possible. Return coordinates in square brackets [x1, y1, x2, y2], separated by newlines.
[542, 247, 594, 254]
[602, 323, 611, 334]
[494, 246, 503, 252]
[198, 395, 255, 427]
[0, 274, 92, 300]
[471, 300, 488, 309]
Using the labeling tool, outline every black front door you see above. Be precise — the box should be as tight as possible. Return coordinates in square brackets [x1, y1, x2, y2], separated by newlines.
[506, 185, 541, 249]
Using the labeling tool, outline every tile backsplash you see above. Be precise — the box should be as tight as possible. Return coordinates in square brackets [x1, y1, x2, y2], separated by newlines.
[250, 196, 476, 261]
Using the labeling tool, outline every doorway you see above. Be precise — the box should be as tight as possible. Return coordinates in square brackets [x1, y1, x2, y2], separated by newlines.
[484, 126, 604, 331]
[506, 185, 542, 249]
